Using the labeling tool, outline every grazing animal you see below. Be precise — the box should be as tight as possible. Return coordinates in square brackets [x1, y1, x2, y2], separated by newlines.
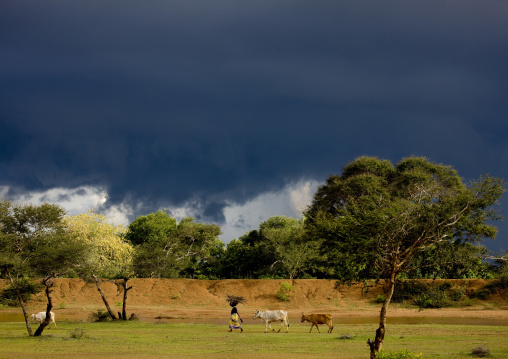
[30, 311, 57, 328]
[301, 313, 334, 333]
[253, 309, 289, 333]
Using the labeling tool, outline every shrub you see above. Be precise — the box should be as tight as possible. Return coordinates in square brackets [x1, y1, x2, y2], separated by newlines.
[378, 349, 423, 358]
[470, 289, 491, 300]
[470, 277, 508, 300]
[392, 280, 466, 309]
[392, 281, 430, 303]
[69, 327, 88, 339]
[0, 278, 42, 307]
[276, 281, 294, 302]
[471, 346, 490, 357]
[449, 288, 465, 301]
[376, 294, 386, 303]
[413, 289, 448, 309]
[90, 310, 112, 322]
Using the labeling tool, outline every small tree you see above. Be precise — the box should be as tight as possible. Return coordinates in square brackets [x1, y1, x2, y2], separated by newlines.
[65, 210, 133, 320]
[305, 157, 504, 358]
[0, 201, 89, 336]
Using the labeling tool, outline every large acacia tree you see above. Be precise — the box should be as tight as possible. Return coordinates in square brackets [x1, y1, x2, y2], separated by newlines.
[304, 156, 504, 358]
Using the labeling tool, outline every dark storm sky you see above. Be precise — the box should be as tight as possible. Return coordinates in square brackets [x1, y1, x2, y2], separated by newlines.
[1, 1, 507, 252]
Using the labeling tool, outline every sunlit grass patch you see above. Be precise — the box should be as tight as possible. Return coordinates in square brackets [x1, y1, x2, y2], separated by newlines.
[0, 321, 506, 359]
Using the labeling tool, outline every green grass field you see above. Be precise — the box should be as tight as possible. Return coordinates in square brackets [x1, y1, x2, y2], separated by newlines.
[0, 320, 507, 358]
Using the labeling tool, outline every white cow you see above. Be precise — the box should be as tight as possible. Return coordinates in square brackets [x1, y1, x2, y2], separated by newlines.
[30, 311, 57, 328]
[253, 309, 289, 333]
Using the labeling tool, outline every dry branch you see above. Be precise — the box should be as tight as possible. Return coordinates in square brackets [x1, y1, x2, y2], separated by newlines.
[226, 294, 246, 306]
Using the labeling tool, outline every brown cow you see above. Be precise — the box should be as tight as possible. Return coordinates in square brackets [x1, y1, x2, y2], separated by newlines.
[300, 313, 334, 333]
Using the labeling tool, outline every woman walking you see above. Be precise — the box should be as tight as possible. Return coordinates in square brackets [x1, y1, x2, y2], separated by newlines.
[229, 304, 243, 332]
[226, 294, 245, 333]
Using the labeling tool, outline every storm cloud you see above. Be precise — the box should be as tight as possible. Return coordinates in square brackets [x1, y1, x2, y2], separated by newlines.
[1, 1, 507, 251]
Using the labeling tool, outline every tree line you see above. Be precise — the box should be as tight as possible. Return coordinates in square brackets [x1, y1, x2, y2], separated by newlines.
[1, 156, 506, 352]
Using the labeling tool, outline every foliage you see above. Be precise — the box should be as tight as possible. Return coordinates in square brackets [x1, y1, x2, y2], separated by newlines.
[0, 200, 90, 336]
[304, 156, 504, 356]
[219, 216, 323, 279]
[402, 242, 494, 279]
[392, 280, 468, 308]
[276, 281, 294, 301]
[65, 210, 132, 279]
[0, 201, 89, 278]
[378, 349, 423, 359]
[90, 309, 112, 322]
[305, 156, 504, 282]
[132, 215, 221, 278]
[0, 278, 42, 306]
[124, 210, 177, 246]
[261, 216, 320, 279]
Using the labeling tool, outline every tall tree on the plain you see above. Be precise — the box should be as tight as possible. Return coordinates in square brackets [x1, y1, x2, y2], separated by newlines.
[0, 201, 89, 336]
[304, 156, 504, 358]
[65, 210, 133, 320]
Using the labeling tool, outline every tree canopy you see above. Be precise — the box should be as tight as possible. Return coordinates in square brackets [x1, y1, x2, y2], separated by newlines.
[304, 156, 504, 357]
[305, 156, 504, 282]
[65, 210, 132, 279]
[131, 213, 221, 278]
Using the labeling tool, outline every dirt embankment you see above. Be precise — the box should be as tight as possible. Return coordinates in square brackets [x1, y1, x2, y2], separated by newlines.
[1, 279, 507, 321]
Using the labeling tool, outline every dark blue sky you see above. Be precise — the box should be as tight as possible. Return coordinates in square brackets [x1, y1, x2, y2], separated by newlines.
[1, 1, 507, 253]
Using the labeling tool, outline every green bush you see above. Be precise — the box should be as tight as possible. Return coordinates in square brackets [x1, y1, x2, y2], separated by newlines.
[90, 310, 112, 322]
[413, 288, 449, 309]
[376, 294, 386, 303]
[69, 327, 89, 339]
[276, 281, 294, 302]
[449, 288, 465, 301]
[392, 280, 470, 309]
[392, 281, 430, 303]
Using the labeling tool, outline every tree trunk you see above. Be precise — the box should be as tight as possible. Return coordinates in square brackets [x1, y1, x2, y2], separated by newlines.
[121, 278, 132, 320]
[8, 273, 33, 336]
[34, 275, 55, 336]
[368, 272, 397, 358]
[19, 296, 33, 336]
[92, 275, 117, 320]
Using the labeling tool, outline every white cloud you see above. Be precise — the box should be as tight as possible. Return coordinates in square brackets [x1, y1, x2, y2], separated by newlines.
[219, 180, 318, 244]
[3, 185, 133, 227]
[8, 186, 107, 213]
[2, 179, 319, 242]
